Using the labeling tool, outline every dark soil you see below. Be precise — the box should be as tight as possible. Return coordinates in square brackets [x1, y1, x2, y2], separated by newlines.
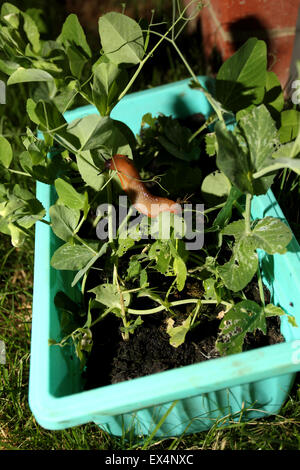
[83, 279, 285, 390]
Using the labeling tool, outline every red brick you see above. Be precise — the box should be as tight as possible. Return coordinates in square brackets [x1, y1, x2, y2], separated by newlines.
[208, 0, 300, 31]
[195, 0, 300, 87]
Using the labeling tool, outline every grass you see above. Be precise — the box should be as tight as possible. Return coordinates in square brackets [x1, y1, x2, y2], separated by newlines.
[0, 0, 300, 451]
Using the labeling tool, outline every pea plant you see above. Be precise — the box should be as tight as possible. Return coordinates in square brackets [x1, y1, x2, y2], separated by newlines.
[0, 1, 299, 367]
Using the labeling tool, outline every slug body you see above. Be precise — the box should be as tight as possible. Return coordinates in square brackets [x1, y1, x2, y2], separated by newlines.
[106, 155, 181, 218]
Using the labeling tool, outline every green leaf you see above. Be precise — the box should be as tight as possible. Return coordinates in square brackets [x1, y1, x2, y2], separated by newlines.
[238, 104, 278, 171]
[127, 257, 142, 280]
[0, 58, 19, 75]
[54, 178, 85, 210]
[51, 242, 98, 271]
[216, 105, 278, 195]
[218, 216, 292, 291]
[216, 300, 267, 355]
[92, 61, 128, 116]
[57, 13, 91, 58]
[216, 38, 267, 112]
[203, 278, 221, 302]
[264, 303, 285, 317]
[201, 170, 231, 204]
[53, 80, 77, 113]
[215, 122, 253, 194]
[205, 132, 217, 156]
[0, 136, 13, 168]
[79, 117, 113, 151]
[25, 8, 47, 34]
[67, 114, 132, 153]
[157, 117, 200, 161]
[213, 186, 242, 229]
[49, 204, 80, 242]
[71, 242, 108, 287]
[23, 11, 40, 52]
[7, 67, 54, 85]
[173, 256, 187, 292]
[166, 315, 192, 348]
[66, 45, 88, 79]
[67, 114, 133, 189]
[99, 12, 144, 65]
[1, 3, 20, 27]
[7, 223, 26, 248]
[218, 237, 258, 292]
[253, 157, 300, 178]
[89, 283, 131, 309]
[278, 110, 300, 144]
[251, 217, 292, 254]
[76, 150, 105, 191]
[15, 198, 46, 229]
[116, 237, 135, 257]
[264, 71, 284, 116]
[148, 240, 172, 275]
[27, 99, 78, 150]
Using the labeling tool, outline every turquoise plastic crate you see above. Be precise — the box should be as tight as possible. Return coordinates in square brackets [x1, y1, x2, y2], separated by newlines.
[29, 77, 300, 438]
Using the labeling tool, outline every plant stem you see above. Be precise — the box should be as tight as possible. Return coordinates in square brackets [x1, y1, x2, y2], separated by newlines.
[117, 0, 201, 102]
[73, 234, 98, 255]
[245, 193, 252, 234]
[256, 264, 265, 307]
[39, 219, 51, 226]
[114, 264, 129, 340]
[128, 298, 232, 315]
[188, 114, 217, 144]
[106, 179, 115, 245]
[8, 169, 31, 177]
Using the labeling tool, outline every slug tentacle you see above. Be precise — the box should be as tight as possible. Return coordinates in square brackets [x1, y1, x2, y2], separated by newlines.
[106, 154, 181, 218]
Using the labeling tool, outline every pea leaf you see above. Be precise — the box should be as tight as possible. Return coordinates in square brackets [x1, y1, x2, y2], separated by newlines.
[75, 150, 105, 191]
[215, 121, 253, 194]
[92, 61, 128, 116]
[71, 242, 108, 287]
[54, 178, 85, 210]
[7, 67, 54, 85]
[218, 216, 292, 291]
[51, 242, 99, 271]
[99, 12, 144, 65]
[116, 237, 135, 257]
[66, 45, 88, 79]
[201, 170, 231, 204]
[23, 11, 40, 52]
[205, 132, 217, 156]
[278, 110, 300, 144]
[238, 104, 278, 171]
[89, 283, 131, 309]
[148, 240, 172, 275]
[216, 300, 267, 355]
[264, 71, 284, 117]
[216, 38, 267, 112]
[251, 216, 293, 254]
[173, 256, 187, 292]
[57, 13, 91, 58]
[213, 186, 242, 229]
[264, 303, 285, 317]
[216, 105, 278, 195]
[218, 237, 258, 292]
[49, 204, 80, 242]
[166, 315, 192, 348]
[0, 136, 13, 168]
